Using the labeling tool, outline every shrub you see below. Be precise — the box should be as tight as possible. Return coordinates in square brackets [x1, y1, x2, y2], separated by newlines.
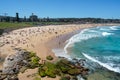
[30, 56, 40, 68]
[44, 62, 56, 78]
[68, 68, 81, 75]
[38, 58, 88, 79]
[60, 59, 70, 64]
[56, 59, 71, 73]
[31, 56, 40, 64]
[39, 70, 46, 77]
[60, 76, 70, 80]
[46, 55, 53, 60]
[29, 52, 36, 57]
[60, 66, 69, 73]
[39, 62, 57, 78]
[45, 69, 56, 78]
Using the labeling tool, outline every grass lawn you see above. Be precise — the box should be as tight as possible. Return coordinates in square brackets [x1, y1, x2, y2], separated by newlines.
[0, 22, 36, 29]
[0, 22, 69, 29]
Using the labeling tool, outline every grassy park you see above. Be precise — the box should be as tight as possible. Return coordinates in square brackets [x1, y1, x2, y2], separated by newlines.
[0, 22, 69, 29]
[0, 22, 40, 29]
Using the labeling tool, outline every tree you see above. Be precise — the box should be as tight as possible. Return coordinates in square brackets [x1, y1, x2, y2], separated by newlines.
[16, 13, 19, 22]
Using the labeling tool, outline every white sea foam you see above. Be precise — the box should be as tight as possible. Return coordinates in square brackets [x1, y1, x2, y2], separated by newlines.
[102, 32, 113, 36]
[82, 53, 120, 73]
[99, 27, 110, 31]
[64, 29, 101, 54]
[64, 27, 114, 54]
[110, 26, 119, 30]
[99, 26, 118, 31]
[103, 56, 120, 61]
[63, 26, 120, 73]
[52, 48, 71, 59]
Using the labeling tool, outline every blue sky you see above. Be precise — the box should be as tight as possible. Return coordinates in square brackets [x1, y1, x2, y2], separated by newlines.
[0, 0, 120, 18]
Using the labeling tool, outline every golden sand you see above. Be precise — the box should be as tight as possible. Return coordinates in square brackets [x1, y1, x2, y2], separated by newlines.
[0, 24, 120, 80]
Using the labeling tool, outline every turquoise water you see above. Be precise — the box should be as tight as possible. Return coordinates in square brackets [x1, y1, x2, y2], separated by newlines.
[64, 26, 120, 79]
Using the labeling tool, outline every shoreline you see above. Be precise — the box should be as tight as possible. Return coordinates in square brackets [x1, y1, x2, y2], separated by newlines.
[0, 23, 120, 80]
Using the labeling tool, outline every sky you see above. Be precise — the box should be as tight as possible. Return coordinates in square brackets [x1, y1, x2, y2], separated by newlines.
[0, 0, 120, 18]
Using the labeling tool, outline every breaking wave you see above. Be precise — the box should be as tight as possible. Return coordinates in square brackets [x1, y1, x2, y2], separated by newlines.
[64, 26, 120, 73]
[64, 26, 114, 54]
[82, 53, 120, 73]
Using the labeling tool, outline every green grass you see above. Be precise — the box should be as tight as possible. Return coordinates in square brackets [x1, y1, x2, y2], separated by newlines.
[39, 22, 68, 25]
[0, 22, 36, 29]
[0, 22, 69, 29]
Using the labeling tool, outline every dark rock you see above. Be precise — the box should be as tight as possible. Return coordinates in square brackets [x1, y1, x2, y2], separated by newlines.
[2, 49, 31, 74]
[0, 29, 4, 35]
[0, 70, 2, 72]
[0, 75, 7, 80]
[6, 75, 19, 80]
[72, 76, 78, 80]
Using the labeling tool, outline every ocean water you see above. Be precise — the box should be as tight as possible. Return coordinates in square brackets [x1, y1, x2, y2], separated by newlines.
[64, 26, 120, 80]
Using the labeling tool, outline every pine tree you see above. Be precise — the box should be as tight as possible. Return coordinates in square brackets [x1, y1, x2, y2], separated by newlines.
[16, 13, 19, 22]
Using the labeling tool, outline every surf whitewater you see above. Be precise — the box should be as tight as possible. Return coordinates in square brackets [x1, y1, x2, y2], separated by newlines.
[64, 26, 120, 74]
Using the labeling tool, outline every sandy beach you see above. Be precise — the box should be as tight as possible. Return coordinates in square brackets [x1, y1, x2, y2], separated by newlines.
[0, 23, 120, 80]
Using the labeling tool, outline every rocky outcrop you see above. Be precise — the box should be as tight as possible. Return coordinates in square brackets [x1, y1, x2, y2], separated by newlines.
[0, 48, 89, 80]
[0, 48, 40, 80]
[2, 48, 30, 75]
